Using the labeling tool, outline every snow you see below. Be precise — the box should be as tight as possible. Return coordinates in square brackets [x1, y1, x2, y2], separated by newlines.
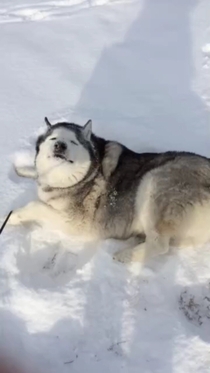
[0, 0, 210, 372]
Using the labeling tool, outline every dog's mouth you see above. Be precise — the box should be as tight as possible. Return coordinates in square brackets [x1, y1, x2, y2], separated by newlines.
[53, 152, 74, 164]
[54, 153, 66, 160]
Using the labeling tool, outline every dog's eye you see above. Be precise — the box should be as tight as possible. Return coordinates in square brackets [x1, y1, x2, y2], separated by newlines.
[70, 140, 78, 146]
[50, 137, 57, 140]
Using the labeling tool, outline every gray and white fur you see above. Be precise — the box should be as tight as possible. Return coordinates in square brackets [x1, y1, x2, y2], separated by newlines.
[8, 118, 210, 264]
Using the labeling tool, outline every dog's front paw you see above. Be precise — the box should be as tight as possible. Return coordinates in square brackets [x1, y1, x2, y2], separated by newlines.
[5, 211, 23, 226]
[0, 211, 22, 234]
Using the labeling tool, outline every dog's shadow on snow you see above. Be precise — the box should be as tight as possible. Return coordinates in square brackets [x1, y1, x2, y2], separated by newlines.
[11, 219, 136, 291]
[13, 228, 101, 289]
[12, 221, 130, 290]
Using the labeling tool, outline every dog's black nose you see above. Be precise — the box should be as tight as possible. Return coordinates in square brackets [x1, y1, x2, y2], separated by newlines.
[54, 141, 67, 153]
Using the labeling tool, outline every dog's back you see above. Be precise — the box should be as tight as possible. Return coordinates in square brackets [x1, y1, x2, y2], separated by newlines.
[97, 146, 210, 242]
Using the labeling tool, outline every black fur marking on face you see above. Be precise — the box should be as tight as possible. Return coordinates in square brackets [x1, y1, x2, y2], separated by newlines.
[36, 133, 47, 153]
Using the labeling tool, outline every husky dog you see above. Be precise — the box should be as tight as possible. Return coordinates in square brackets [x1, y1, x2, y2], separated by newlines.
[7, 117, 210, 264]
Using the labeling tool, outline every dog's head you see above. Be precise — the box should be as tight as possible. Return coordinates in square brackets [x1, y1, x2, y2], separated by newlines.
[35, 118, 96, 188]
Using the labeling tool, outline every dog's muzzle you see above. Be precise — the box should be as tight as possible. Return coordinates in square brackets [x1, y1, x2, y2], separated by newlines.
[54, 141, 67, 159]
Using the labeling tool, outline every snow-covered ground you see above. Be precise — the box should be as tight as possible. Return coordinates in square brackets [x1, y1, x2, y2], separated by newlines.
[1, 0, 210, 372]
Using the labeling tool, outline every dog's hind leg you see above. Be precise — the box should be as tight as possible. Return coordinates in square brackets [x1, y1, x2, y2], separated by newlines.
[113, 216, 177, 264]
[113, 230, 170, 264]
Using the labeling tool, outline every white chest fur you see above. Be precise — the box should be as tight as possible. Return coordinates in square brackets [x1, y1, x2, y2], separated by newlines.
[37, 185, 69, 211]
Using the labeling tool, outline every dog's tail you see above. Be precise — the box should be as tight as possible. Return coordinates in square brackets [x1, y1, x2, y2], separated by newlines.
[14, 165, 37, 179]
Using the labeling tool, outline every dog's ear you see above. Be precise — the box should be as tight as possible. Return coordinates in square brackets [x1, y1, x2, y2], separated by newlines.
[44, 117, 52, 129]
[82, 119, 92, 141]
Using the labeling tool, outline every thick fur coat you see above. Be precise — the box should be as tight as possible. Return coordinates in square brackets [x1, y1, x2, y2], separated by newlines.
[8, 118, 210, 263]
